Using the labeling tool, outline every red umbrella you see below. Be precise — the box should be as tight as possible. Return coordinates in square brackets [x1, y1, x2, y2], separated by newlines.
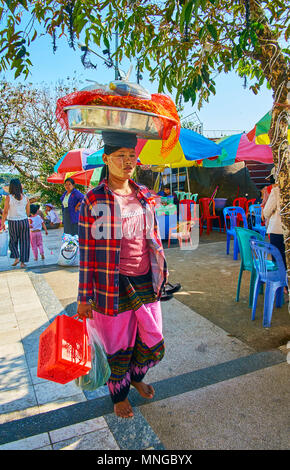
[54, 148, 99, 173]
[72, 168, 97, 186]
[47, 172, 66, 183]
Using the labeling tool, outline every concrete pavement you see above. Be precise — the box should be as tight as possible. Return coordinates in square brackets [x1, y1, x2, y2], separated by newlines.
[0, 228, 289, 450]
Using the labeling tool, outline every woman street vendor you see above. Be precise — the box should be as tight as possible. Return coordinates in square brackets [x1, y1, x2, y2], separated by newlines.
[60, 178, 84, 236]
[77, 131, 167, 419]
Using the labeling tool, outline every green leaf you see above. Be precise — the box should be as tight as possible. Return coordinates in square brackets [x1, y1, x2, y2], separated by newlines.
[201, 65, 210, 84]
[206, 23, 218, 41]
[103, 36, 110, 50]
[184, 0, 194, 24]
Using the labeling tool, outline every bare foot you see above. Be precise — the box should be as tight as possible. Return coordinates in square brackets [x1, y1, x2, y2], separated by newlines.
[20, 263, 27, 268]
[114, 398, 134, 419]
[131, 380, 155, 399]
[12, 259, 19, 266]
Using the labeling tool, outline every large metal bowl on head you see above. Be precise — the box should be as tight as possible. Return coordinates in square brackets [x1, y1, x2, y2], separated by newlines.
[64, 105, 175, 140]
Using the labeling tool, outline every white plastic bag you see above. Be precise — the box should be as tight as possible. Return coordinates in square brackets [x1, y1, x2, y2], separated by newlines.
[0, 230, 8, 257]
[75, 319, 111, 391]
[57, 234, 79, 266]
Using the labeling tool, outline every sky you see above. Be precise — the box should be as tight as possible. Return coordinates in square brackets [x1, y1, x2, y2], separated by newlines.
[2, 27, 274, 138]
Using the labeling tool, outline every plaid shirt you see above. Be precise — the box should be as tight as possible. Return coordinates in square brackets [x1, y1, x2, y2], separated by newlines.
[78, 178, 168, 316]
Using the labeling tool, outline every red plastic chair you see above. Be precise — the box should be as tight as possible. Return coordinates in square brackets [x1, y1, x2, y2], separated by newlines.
[245, 198, 256, 216]
[233, 197, 247, 210]
[233, 197, 248, 226]
[199, 198, 221, 235]
[179, 200, 203, 236]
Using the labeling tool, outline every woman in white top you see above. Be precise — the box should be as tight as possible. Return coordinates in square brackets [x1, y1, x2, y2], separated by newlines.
[263, 181, 286, 269]
[1, 179, 30, 267]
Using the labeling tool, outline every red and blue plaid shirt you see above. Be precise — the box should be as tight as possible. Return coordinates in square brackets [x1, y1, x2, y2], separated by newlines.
[78, 178, 168, 316]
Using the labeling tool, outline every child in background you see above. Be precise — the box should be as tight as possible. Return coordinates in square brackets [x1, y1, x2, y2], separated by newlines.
[29, 204, 48, 261]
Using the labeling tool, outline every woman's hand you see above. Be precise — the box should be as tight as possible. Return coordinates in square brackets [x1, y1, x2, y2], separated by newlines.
[75, 202, 81, 212]
[77, 302, 93, 319]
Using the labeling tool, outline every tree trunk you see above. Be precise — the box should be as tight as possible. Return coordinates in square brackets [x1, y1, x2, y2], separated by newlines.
[249, 0, 290, 305]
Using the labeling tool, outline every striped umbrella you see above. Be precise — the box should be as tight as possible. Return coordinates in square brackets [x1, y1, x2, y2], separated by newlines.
[54, 148, 103, 173]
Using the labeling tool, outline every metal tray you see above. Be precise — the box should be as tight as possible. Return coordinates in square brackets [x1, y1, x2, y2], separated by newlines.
[64, 105, 175, 139]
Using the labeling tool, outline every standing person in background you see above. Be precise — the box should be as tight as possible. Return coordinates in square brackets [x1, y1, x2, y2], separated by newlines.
[29, 204, 48, 261]
[60, 178, 84, 236]
[263, 177, 287, 270]
[0, 178, 30, 268]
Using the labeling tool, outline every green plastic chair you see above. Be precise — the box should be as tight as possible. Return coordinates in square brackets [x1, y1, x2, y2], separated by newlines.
[164, 204, 177, 215]
[177, 192, 186, 201]
[190, 193, 198, 202]
[235, 227, 277, 307]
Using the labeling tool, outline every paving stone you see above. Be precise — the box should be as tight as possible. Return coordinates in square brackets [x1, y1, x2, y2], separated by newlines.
[37, 394, 86, 414]
[0, 364, 31, 391]
[0, 384, 37, 414]
[0, 318, 18, 330]
[52, 428, 119, 450]
[105, 408, 165, 450]
[0, 313, 17, 326]
[0, 341, 24, 357]
[0, 432, 50, 450]
[49, 417, 108, 443]
[0, 328, 21, 345]
[34, 379, 83, 405]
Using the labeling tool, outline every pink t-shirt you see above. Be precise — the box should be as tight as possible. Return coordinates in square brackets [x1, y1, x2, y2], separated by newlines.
[113, 190, 150, 277]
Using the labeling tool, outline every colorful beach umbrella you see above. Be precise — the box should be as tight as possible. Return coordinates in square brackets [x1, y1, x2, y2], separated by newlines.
[47, 171, 77, 183]
[136, 128, 223, 166]
[200, 133, 273, 168]
[247, 110, 290, 145]
[54, 148, 103, 174]
[47, 172, 66, 183]
[71, 167, 103, 186]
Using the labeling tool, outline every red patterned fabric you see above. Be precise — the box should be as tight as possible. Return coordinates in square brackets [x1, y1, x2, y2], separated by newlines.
[55, 90, 180, 157]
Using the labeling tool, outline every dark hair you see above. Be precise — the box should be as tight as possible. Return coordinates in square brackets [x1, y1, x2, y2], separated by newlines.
[104, 145, 123, 155]
[30, 204, 38, 215]
[9, 178, 23, 201]
[269, 175, 275, 184]
[64, 177, 75, 185]
[99, 164, 109, 181]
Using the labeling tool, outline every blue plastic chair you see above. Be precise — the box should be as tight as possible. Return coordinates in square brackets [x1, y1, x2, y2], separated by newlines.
[235, 227, 277, 307]
[249, 205, 267, 238]
[250, 239, 288, 327]
[223, 207, 248, 260]
[235, 227, 264, 307]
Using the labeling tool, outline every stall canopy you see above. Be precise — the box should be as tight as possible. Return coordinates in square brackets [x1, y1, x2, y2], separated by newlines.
[135, 128, 223, 166]
[200, 133, 273, 168]
[247, 110, 290, 145]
